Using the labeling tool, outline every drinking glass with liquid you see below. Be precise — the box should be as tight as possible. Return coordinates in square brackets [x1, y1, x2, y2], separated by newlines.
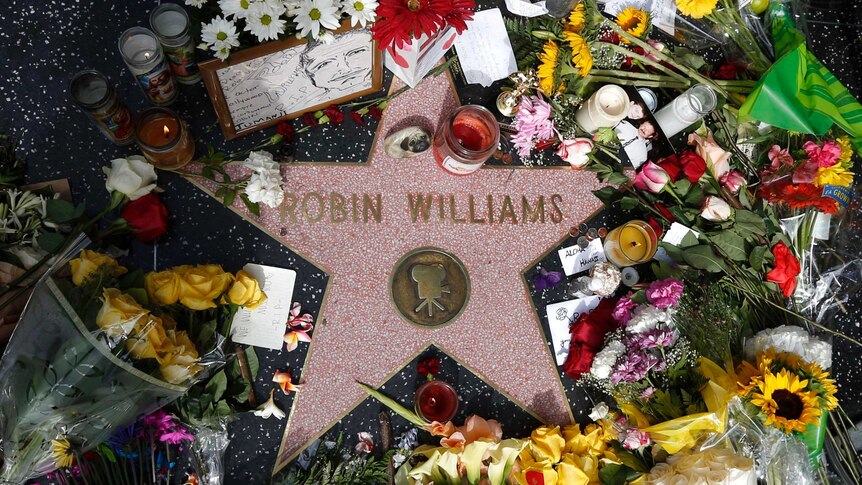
[433, 105, 500, 175]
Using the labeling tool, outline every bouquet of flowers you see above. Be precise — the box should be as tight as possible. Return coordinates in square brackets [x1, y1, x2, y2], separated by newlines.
[644, 446, 756, 485]
[0, 242, 265, 484]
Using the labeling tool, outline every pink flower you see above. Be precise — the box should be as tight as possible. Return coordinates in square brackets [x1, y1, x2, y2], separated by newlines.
[512, 95, 555, 157]
[142, 410, 176, 435]
[688, 131, 730, 178]
[612, 295, 637, 324]
[700, 195, 733, 222]
[646, 278, 684, 308]
[720, 169, 746, 194]
[557, 138, 594, 168]
[355, 432, 375, 453]
[646, 40, 665, 62]
[792, 159, 819, 184]
[768, 145, 794, 170]
[159, 427, 195, 445]
[804, 140, 842, 167]
[633, 162, 669, 193]
[622, 428, 652, 449]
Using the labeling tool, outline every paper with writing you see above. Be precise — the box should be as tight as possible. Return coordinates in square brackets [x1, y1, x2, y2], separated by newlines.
[654, 222, 700, 263]
[546, 296, 602, 365]
[558, 238, 607, 276]
[453, 9, 518, 87]
[231, 264, 297, 350]
[504, 0, 548, 17]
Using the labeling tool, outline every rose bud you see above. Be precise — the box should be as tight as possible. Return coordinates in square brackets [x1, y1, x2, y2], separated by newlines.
[556, 138, 594, 168]
[633, 162, 670, 193]
[720, 169, 746, 194]
[121, 192, 169, 242]
[700, 195, 733, 222]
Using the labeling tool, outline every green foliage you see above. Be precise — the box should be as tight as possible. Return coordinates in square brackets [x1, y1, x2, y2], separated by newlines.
[675, 283, 744, 363]
[274, 433, 393, 485]
[0, 132, 26, 187]
[504, 16, 562, 71]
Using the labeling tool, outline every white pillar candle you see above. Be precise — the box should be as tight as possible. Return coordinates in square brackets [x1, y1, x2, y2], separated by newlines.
[653, 84, 717, 138]
[575, 84, 630, 133]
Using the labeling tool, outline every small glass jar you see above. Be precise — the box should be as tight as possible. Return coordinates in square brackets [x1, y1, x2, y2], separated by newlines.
[150, 3, 201, 85]
[603, 220, 658, 267]
[69, 70, 135, 145]
[118, 27, 178, 105]
[433, 105, 500, 176]
[414, 380, 459, 423]
[134, 107, 195, 170]
[653, 84, 717, 138]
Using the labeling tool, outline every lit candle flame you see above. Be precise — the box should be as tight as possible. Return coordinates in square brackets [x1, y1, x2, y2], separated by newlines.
[163, 125, 171, 138]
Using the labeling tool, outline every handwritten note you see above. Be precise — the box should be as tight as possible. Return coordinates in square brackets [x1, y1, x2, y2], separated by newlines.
[557, 238, 606, 276]
[453, 9, 518, 87]
[504, 0, 548, 17]
[231, 264, 297, 350]
[546, 296, 602, 365]
[654, 222, 700, 263]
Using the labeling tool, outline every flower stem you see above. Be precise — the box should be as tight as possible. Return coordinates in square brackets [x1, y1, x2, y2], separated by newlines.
[598, 42, 691, 86]
[583, 75, 686, 89]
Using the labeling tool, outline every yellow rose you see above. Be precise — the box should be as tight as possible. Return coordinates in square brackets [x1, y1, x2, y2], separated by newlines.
[557, 456, 591, 485]
[69, 250, 127, 286]
[159, 349, 202, 384]
[176, 264, 234, 310]
[145, 270, 183, 306]
[529, 425, 565, 464]
[126, 315, 173, 360]
[515, 463, 557, 485]
[96, 288, 148, 338]
[224, 270, 267, 309]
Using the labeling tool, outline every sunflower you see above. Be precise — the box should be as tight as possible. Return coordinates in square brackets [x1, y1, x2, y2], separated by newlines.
[736, 360, 763, 396]
[562, 31, 593, 77]
[800, 362, 839, 411]
[615, 8, 649, 41]
[538, 40, 562, 95]
[750, 369, 822, 434]
[675, 0, 719, 18]
[567, 2, 586, 32]
[814, 164, 854, 187]
[51, 438, 75, 468]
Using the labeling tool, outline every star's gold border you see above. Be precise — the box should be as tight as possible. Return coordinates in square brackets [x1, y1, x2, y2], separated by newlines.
[271, 340, 547, 473]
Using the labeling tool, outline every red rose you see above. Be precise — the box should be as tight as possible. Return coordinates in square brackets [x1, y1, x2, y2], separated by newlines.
[418, 357, 440, 376]
[711, 62, 742, 80]
[368, 106, 383, 120]
[562, 297, 619, 380]
[656, 154, 682, 182]
[647, 217, 664, 238]
[323, 105, 344, 125]
[121, 193, 168, 242]
[655, 202, 675, 222]
[679, 150, 707, 182]
[301, 112, 318, 127]
[766, 242, 800, 297]
[276, 121, 295, 141]
[350, 111, 364, 125]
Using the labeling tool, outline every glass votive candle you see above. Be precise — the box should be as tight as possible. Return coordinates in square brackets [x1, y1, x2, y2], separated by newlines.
[433, 105, 500, 176]
[414, 380, 459, 423]
[654, 84, 717, 138]
[69, 70, 135, 146]
[150, 3, 201, 85]
[134, 107, 195, 170]
[575, 84, 630, 133]
[603, 220, 658, 267]
[118, 27, 178, 105]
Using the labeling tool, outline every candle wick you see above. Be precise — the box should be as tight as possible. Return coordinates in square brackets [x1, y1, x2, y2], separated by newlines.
[428, 398, 437, 406]
[630, 241, 641, 248]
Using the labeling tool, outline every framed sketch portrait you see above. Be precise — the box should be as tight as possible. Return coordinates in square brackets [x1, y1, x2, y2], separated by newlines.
[200, 21, 383, 140]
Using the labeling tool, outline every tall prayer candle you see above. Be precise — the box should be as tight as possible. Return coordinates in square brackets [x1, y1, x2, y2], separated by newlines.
[118, 27, 178, 105]
[653, 84, 717, 138]
[69, 70, 135, 146]
[150, 3, 200, 84]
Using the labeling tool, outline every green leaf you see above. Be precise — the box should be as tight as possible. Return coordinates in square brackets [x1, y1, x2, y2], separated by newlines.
[679, 230, 700, 248]
[223, 190, 236, 207]
[246, 347, 260, 380]
[684, 184, 704, 206]
[749, 245, 770, 271]
[606, 172, 630, 186]
[659, 241, 684, 262]
[202, 166, 215, 179]
[673, 179, 691, 197]
[682, 245, 726, 272]
[620, 196, 639, 210]
[709, 231, 747, 261]
[593, 187, 622, 207]
[124, 287, 149, 307]
[599, 464, 635, 485]
[739, 187, 753, 209]
[36, 232, 66, 253]
[195, 320, 217, 353]
[118, 269, 145, 290]
[734, 210, 767, 237]
[46, 199, 85, 223]
[240, 193, 261, 216]
[205, 370, 228, 402]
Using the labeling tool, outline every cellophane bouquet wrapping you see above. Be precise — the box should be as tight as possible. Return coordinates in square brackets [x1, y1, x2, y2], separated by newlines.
[0, 236, 264, 484]
[187, 418, 231, 485]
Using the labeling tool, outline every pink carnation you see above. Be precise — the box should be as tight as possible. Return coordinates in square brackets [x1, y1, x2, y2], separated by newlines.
[804, 140, 842, 168]
[612, 295, 637, 325]
[622, 428, 652, 449]
[646, 278, 684, 308]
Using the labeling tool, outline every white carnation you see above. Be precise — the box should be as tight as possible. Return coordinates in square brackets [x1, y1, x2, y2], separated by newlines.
[590, 340, 625, 379]
[244, 171, 284, 208]
[626, 304, 673, 334]
[744, 325, 832, 369]
[243, 150, 280, 173]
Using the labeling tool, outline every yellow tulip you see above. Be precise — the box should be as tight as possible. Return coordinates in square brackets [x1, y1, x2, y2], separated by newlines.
[69, 250, 127, 286]
[225, 270, 267, 309]
[176, 264, 234, 310]
[144, 270, 183, 306]
[529, 426, 565, 464]
[95, 288, 147, 339]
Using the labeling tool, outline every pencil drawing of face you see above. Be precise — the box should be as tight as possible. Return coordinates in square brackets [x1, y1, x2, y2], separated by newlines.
[301, 29, 372, 93]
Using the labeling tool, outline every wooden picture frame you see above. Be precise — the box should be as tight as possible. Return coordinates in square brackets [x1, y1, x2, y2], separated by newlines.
[200, 20, 383, 140]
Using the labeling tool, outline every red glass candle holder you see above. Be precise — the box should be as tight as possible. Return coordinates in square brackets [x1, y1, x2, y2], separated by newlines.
[433, 105, 500, 176]
[414, 380, 459, 423]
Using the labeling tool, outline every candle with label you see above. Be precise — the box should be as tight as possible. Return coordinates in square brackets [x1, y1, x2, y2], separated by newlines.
[653, 84, 717, 138]
[433, 105, 500, 175]
[603, 220, 658, 267]
[69, 70, 135, 145]
[118, 27, 178, 105]
[150, 3, 200, 84]
[575, 85, 630, 133]
[134, 108, 195, 170]
[414, 380, 459, 422]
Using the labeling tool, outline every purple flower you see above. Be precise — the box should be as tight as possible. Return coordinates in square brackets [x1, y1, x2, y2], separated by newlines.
[610, 352, 660, 383]
[612, 295, 637, 325]
[634, 328, 676, 349]
[639, 387, 656, 400]
[159, 427, 195, 445]
[646, 278, 684, 309]
[511, 95, 555, 157]
[141, 410, 176, 435]
[533, 268, 562, 290]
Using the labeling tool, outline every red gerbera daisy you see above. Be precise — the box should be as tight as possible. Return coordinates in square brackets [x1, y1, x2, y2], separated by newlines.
[441, 0, 476, 34]
[776, 183, 839, 214]
[372, 0, 449, 50]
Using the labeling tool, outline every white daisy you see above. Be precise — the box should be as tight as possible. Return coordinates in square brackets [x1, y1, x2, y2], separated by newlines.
[219, 0, 256, 19]
[201, 16, 240, 50]
[244, 2, 287, 41]
[185, 0, 207, 7]
[317, 30, 335, 44]
[293, 0, 341, 39]
[342, 0, 377, 27]
[214, 45, 232, 60]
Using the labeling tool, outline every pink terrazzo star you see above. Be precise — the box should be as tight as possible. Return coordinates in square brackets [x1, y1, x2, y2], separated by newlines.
[190, 72, 604, 472]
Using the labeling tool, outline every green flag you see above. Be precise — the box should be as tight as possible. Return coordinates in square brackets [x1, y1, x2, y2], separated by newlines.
[739, 2, 862, 149]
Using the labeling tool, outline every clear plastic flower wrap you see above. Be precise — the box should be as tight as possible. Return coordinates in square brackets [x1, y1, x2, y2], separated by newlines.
[188, 417, 231, 485]
[0, 237, 237, 484]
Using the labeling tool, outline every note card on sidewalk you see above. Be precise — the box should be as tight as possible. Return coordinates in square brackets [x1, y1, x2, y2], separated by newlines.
[231, 263, 296, 350]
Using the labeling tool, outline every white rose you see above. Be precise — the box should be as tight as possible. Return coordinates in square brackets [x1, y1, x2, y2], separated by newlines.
[556, 138, 594, 168]
[103, 155, 158, 200]
[700, 196, 733, 222]
[588, 401, 610, 421]
[243, 150, 279, 173]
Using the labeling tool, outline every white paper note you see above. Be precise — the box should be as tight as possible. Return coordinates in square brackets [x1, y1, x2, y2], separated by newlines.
[231, 263, 297, 350]
[546, 296, 602, 365]
[504, 0, 548, 17]
[557, 238, 607, 276]
[654, 222, 700, 263]
[454, 9, 518, 87]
